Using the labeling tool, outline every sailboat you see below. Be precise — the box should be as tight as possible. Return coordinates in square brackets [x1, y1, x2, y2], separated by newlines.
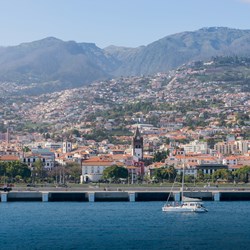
[162, 164, 208, 213]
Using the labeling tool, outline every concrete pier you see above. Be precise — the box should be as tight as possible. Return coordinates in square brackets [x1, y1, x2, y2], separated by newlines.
[129, 192, 135, 202]
[1, 190, 250, 202]
[174, 192, 181, 202]
[214, 192, 221, 201]
[1, 193, 7, 202]
[7, 192, 42, 201]
[95, 192, 128, 201]
[42, 192, 49, 202]
[88, 192, 95, 202]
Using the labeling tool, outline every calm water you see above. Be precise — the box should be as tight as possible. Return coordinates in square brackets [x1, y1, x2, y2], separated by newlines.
[0, 201, 249, 250]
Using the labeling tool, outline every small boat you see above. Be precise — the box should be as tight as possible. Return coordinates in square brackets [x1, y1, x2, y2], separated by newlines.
[162, 201, 207, 213]
[162, 164, 208, 213]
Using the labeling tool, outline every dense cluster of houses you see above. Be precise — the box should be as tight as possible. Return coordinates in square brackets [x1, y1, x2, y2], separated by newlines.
[0, 126, 250, 183]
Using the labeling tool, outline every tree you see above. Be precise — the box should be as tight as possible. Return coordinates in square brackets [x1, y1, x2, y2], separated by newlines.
[102, 165, 128, 182]
[33, 159, 45, 183]
[0, 161, 31, 183]
[153, 168, 167, 182]
[153, 150, 169, 162]
[65, 162, 81, 183]
[23, 146, 31, 152]
[15, 162, 31, 180]
[166, 165, 177, 182]
[72, 129, 81, 138]
[206, 138, 216, 149]
[212, 169, 232, 182]
[233, 166, 250, 183]
[44, 133, 50, 139]
[0, 161, 7, 176]
[197, 170, 204, 182]
[152, 165, 177, 182]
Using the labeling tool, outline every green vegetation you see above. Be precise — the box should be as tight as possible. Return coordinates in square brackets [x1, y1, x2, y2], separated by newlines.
[102, 165, 128, 182]
[84, 128, 132, 144]
[0, 161, 31, 183]
[153, 151, 169, 162]
[14, 121, 51, 134]
[87, 101, 157, 122]
[152, 165, 177, 182]
[212, 169, 232, 182]
[233, 166, 250, 183]
[0, 159, 82, 185]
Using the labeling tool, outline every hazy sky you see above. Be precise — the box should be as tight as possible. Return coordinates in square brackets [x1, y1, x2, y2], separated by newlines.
[0, 0, 250, 48]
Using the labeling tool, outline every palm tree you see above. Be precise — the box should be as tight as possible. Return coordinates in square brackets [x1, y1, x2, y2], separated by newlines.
[233, 166, 250, 183]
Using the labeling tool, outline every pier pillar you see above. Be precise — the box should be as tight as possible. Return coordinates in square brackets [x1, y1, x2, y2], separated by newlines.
[1, 193, 7, 202]
[42, 192, 49, 202]
[129, 192, 135, 202]
[214, 192, 221, 201]
[88, 192, 95, 202]
[174, 192, 181, 202]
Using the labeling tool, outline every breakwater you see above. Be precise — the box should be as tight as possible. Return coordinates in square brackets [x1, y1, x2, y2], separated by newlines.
[2, 190, 250, 202]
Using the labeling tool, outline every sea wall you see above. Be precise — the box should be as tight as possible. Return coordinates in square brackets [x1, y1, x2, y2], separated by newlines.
[1, 190, 250, 202]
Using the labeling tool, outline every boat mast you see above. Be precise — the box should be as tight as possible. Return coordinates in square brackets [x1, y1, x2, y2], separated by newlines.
[181, 163, 185, 202]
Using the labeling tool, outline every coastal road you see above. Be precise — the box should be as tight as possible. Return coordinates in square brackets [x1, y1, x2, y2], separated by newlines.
[10, 185, 250, 192]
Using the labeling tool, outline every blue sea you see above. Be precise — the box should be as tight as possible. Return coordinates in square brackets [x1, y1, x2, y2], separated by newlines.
[0, 201, 249, 250]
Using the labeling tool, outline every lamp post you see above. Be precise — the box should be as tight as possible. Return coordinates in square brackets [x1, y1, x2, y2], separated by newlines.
[131, 168, 134, 185]
[55, 163, 58, 184]
[30, 164, 34, 184]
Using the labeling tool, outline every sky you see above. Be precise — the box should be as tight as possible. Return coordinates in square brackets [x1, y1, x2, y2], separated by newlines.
[0, 0, 250, 48]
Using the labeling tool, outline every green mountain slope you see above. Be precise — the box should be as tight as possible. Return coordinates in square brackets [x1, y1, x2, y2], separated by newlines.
[0, 37, 116, 90]
[1, 27, 250, 94]
[107, 27, 250, 76]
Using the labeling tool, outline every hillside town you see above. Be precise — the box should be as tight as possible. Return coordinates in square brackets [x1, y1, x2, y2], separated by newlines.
[0, 58, 250, 185]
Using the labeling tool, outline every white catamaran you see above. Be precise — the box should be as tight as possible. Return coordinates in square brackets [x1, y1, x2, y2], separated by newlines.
[162, 164, 208, 213]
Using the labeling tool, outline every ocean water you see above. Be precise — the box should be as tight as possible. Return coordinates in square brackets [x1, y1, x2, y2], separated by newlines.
[0, 201, 250, 250]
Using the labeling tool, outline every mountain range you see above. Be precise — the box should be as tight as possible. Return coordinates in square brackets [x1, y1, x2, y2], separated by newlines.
[1, 27, 250, 93]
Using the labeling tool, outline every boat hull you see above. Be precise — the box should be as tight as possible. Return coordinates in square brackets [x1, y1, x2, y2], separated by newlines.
[162, 207, 207, 213]
[162, 202, 208, 213]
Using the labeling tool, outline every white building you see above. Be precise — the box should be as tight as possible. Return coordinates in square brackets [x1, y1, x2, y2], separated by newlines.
[183, 140, 208, 154]
[22, 147, 55, 169]
[236, 140, 249, 154]
[222, 156, 238, 167]
[80, 156, 116, 183]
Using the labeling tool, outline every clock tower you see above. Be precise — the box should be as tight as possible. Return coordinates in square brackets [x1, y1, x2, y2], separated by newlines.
[132, 127, 143, 160]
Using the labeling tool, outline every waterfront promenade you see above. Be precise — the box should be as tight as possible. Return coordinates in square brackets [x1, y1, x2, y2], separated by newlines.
[8, 182, 250, 192]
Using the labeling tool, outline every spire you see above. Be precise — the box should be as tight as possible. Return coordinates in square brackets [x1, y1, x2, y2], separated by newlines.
[134, 127, 141, 138]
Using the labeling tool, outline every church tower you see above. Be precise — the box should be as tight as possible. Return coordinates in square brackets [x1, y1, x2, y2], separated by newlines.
[132, 127, 143, 160]
[63, 141, 72, 154]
